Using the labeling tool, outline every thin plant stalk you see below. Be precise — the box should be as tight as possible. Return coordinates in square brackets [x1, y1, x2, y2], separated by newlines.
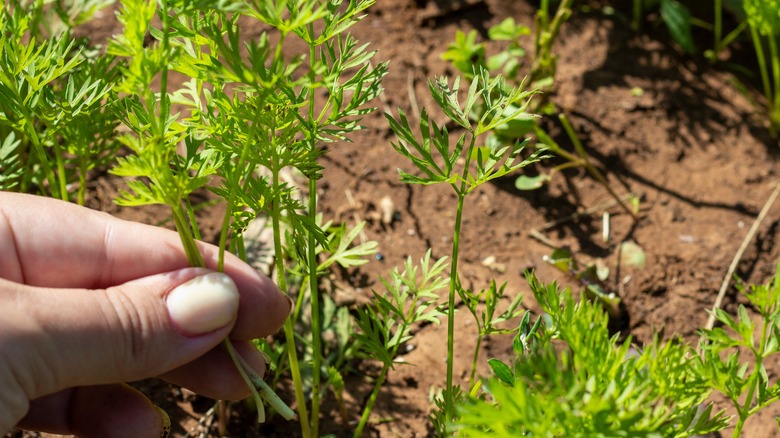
[51, 141, 68, 201]
[445, 193, 465, 414]
[732, 319, 769, 437]
[184, 197, 202, 241]
[171, 201, 206, 268]
[749, 24, 780, 136]
[632, 0, 642, 31]
[714, 0, 722, 54]
[307, 176, 322, 437]
[533, 116, 636, 219]
[770, 35, 780, 128]
[559, 113, 635, 217]
[270, 167, 311, 438]
[444, 131, 478, 422]
[306, 40, 323, 438]
[468, 334, 483, 388]
[353, 360, 391, 437]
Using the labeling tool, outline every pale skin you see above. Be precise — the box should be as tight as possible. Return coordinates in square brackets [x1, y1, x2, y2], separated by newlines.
[0, 192, 291, 437]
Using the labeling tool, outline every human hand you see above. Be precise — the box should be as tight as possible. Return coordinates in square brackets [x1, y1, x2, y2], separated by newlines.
[0, 192, 291, 437]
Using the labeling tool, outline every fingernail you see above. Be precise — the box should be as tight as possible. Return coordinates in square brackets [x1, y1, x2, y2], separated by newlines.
[166, 272, 240, 335]
[286, 294, 295, 316]
[155, 405, 171, 438]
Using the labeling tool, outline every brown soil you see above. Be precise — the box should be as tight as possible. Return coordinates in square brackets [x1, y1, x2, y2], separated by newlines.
[9, 0, 780, 437]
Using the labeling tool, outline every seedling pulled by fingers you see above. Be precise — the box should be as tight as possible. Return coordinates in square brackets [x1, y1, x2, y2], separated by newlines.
[107, 0, 386, 435]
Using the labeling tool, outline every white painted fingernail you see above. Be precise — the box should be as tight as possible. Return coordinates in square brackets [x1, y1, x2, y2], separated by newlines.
[166, 272, 239, 335]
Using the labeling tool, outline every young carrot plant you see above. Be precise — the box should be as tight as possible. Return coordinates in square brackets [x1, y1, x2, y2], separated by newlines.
[0, 1, 119, 203]
[109, 0, 387, 435]
[458, 280, 524, 389]
[454, 272, 729, 437]
[454, 263, 780, 436]
[443, 18, 638, 217]
[699, 263, 780, 437]
[386, 66, 548, 427]
[353, 251, 448, 437]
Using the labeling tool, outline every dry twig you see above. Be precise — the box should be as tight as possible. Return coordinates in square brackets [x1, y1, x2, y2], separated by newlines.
[704, 180, 780, 331]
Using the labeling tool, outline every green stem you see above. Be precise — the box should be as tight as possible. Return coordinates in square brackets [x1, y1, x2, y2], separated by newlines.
[632, 0, 642, 31]
[270, 169, 311, 438]
[713, 0, 722, 54]
[558, 114, 635, 218]
[720, 21, 748, 52]
[443, 131, 478, 423]
[51, 140, 69, 201]
[22, 117, 59, 198]
[353, 362, 391, 438]
[768, 35, 780, 135]
[750, 26, 773, 123]
[306, 37, 322, 437]
[444, 192, 466, 423]
[171, 203, 205, 267]
[184, 197, 202, 241]
[159, 0, 170, 132]
[469, 334, 483, 389]
[307, 176, 322, 438]
[232, 348, 296, 420]
[225, 339, 266, 423]
[217, 199, 233, 273]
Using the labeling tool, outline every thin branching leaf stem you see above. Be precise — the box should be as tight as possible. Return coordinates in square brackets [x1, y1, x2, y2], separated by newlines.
[271, 164, 311, 438]
[445, 129, 478, 422]
[305, 37, 323, 438]
[732, 317, 770, 437]
[17, 105, 62, 199]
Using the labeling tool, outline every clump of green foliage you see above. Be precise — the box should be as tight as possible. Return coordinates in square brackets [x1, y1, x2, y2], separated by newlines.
[106, 0, 389, 435]
[0, 1, 119, 204]
[1, 0, 398, 436]
[700, 263, 780, 436]
[455, 272, 728, 436]
[451, 263, 780, 437]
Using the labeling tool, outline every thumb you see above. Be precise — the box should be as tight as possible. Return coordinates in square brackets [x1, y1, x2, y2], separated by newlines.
[2, 268, 239, 400]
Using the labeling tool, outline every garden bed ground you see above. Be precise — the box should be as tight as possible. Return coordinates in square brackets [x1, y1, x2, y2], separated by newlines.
[10, 0, 780, 437]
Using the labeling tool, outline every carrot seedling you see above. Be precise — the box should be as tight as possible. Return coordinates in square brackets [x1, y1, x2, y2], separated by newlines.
[386, 66, 547, 427]
[109, 0, 386, 435]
